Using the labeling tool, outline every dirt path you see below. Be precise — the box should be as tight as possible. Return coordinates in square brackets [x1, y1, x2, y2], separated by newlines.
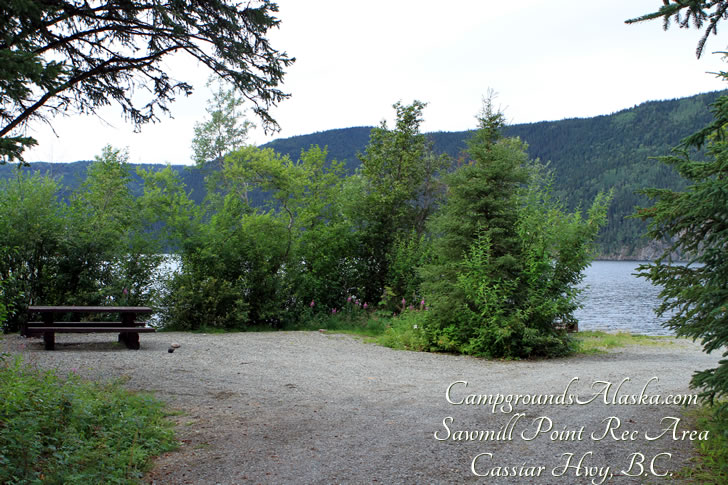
[2, 331, 721, 484]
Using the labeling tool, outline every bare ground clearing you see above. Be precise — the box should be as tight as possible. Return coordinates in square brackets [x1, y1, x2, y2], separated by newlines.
[1, 331, 721, 484]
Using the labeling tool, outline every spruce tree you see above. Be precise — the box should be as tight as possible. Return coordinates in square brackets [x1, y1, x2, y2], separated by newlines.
[630, 0, 728, 415]
[421, 97, 609, 358]
[420, 98, 532, 356]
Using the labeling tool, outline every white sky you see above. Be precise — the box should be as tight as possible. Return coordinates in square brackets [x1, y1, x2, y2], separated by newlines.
[22, 0, 728, 165]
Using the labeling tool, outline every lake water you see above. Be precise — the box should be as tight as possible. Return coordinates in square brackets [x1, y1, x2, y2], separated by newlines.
[574, 261, 673, 336]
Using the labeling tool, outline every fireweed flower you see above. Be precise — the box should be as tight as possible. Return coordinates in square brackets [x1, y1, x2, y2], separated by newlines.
[332, 308, 337, 314]
[363, 303, 368, 310]
[310, 300, 315, 308]
[420, 299, 425, 308]
[347, 296, 352, 303]
[401, 298, 406, 306]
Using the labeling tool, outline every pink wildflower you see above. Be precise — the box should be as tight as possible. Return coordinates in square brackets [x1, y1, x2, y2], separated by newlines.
[332, 308, 337, 314]
[122, 288, 128, 296]
[347, 296, 352, 303]
[310, 300, 315, 308]
[401, 298, 406, 306]
[363, 303, 368, 310]
[420, 299, 425, 308]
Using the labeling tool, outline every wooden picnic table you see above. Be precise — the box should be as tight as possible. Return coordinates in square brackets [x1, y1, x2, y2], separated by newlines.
[25, 306, 155, 350]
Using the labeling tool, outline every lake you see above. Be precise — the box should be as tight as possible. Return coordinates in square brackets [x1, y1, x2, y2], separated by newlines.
[574, 260, 674, 336]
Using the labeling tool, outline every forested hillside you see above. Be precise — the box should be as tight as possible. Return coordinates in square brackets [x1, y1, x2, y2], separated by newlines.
[2, 90, 722, 258]
[264, 91, 724, 258]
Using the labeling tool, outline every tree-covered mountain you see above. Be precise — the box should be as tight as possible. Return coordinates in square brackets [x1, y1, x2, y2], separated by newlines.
[2, 90, 723, 259]
[263, 91, 723, 258]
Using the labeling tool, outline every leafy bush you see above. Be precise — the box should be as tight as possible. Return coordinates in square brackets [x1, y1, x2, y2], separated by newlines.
[0, 147, 163, 332]
[376, 309, 429, 351]
[160, 145, 357, 330]
[0, 355, 177, 484]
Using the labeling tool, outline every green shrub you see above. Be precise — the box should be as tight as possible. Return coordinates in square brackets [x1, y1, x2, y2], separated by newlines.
[0, 355, 177, 484]
[677, 404, 728, 483]
[377, 309, 429, 351]
[0, 148, 163, 332]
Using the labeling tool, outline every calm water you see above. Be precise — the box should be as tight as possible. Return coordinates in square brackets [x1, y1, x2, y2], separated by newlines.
[574, 261, 673, 336]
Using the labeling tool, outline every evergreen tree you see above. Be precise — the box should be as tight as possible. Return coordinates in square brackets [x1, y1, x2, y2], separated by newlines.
[630, 0, 728, 415]
[627, 1, 728, 58]
[420, 98, 530, 355]
[636, 115, 728, 411]
[421, 98, 609, 358]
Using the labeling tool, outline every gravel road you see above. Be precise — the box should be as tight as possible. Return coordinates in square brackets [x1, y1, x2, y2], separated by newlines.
[2, 331, 721, 484]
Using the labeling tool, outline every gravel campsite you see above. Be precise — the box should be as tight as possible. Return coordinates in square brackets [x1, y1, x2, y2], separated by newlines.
[2, 331, 721, 484]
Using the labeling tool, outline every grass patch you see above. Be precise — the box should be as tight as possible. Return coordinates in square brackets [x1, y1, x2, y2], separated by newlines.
[289, 312, 389, 337]
[675, 404, 728, 483]
[572, 330, 675, 354]
[0, 353, 177, 484]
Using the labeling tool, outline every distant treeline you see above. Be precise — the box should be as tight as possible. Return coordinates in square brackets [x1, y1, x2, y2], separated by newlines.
[2, 90, 722, 258]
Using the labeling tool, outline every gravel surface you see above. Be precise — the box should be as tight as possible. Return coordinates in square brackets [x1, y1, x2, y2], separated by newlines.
[1, 331, 722, 484]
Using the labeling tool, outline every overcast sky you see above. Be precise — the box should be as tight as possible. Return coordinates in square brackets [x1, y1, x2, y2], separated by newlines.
[22, 0, 728, 165]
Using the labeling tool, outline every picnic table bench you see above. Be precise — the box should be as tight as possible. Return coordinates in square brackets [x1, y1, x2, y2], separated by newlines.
[24, 306, 155, 350]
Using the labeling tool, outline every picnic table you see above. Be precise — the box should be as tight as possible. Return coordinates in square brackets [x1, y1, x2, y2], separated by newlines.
[24, 306, 155, 350]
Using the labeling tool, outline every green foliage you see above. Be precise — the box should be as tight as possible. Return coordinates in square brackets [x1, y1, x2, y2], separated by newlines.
[0, 355, 177, 483]
[353, 101, 449, 305]
[627, 0, 728, 429]
[0, 172, 64, 330]
[636, 131, 728, 412]
[161, 145, 357, 330]
[3, 91, 720, 257]
[0, 0, 293, 163]
[573, 331, 675, 354]
[261, 91, 723, 258]
[376, 309, 429, 352]
[191, 78, 254, 168]
[0, 248, 16, 327]
[0, 146, 163, 331]
[421, 100, 609, 359]
[626, 1, 728, 58]
[677, 404, 728, 483]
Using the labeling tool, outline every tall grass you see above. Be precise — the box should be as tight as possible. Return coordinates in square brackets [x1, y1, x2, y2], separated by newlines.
[0, 354, 177, 484]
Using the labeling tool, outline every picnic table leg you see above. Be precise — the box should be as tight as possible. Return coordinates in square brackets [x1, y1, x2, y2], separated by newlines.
[121, 332, 140, 350]
[43, 331, 55, 350]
